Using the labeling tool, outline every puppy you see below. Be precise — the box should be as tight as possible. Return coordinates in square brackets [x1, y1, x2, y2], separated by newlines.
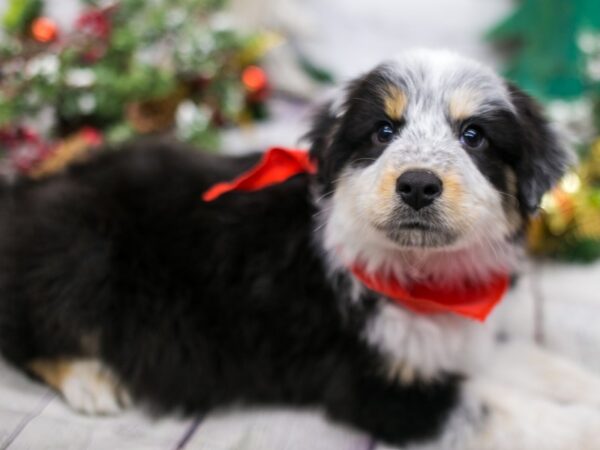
[2, 50, 600, 449]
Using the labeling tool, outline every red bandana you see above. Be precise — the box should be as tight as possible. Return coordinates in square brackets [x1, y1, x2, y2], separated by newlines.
[350, 264, 509, 321]
[203, 147, 509, 321]
[202, 147, 316, 201]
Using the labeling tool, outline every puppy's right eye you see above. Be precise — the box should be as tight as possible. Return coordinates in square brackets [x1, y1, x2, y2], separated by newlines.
[460, 125, 487, 149]
[373, 123, 395, 144]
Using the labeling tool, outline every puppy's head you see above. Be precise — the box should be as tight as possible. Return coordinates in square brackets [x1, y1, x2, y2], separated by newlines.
[308, 50, 570, 260]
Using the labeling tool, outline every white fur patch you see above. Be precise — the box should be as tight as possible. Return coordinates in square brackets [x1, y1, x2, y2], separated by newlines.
[364, 302, 491, 382]
[319, 185, 521, 286]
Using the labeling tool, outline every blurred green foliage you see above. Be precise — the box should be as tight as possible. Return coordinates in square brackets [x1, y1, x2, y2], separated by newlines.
[488, 0, 600, 100]
[0, 0, 268, 150]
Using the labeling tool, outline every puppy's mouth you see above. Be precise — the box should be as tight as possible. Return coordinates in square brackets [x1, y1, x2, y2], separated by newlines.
[396, 221, 437, 231]
[375, 219, 458, 248]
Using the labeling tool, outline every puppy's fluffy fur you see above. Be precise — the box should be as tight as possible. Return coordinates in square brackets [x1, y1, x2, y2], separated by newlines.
[2, 50, 599, 448]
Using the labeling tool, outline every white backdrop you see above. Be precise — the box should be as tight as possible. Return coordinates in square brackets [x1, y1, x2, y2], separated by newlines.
[1, 0, 512, 75]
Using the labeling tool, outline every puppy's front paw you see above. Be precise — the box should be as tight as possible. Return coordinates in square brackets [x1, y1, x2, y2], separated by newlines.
[60, 360, 131, 415]
[29, 358, 131, 415]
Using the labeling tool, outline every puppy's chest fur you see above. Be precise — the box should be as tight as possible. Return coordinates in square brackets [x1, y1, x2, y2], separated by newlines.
[335, 275, 490, 384]
[363, 298, 489, 382]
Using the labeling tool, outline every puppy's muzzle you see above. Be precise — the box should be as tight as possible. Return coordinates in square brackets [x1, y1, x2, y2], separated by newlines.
[396, 169, 443, 210]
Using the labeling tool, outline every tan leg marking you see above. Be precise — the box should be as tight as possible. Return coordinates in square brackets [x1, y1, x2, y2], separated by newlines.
[28, 358, 131, 415]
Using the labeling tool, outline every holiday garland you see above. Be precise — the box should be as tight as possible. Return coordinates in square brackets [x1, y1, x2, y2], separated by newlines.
[0, 0, 274, 175]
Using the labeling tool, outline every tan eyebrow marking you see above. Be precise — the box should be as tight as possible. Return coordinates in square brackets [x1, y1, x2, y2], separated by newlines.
[448, 88, 482, 121]
[383, 85, 407, 120]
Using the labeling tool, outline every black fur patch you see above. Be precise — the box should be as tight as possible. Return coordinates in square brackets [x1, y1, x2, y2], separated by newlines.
[308, 65, 405, 195]
[506, 83, 572, 214]
[451, 85, 570, 218]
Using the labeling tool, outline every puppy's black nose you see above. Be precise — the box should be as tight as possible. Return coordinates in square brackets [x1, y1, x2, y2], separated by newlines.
[396, 170, 443, 210]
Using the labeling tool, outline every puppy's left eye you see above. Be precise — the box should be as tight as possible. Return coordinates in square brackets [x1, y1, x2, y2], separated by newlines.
[373, 122, 395, 144]
[460, 125, 487, 149]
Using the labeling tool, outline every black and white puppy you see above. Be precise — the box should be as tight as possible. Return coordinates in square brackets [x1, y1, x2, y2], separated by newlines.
[2, 50, 600, 448]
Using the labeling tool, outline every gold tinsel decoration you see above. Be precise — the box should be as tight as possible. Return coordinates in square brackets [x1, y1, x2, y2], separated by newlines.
[528, 139, 600, 261]
[29, 128, 103, 179]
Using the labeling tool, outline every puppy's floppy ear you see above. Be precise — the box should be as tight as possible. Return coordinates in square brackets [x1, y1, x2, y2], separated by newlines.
[305, 74, 370, 194]
[508, 83, 573, 214]
[305, 100, 341, 192]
